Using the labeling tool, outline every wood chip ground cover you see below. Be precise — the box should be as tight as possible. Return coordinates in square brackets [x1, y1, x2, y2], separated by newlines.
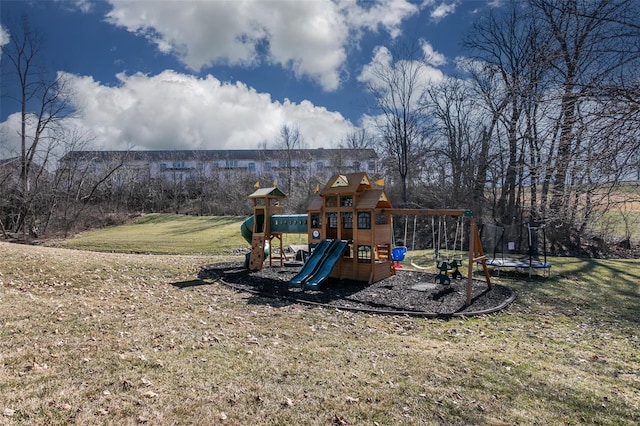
[200, 263, 515, 316]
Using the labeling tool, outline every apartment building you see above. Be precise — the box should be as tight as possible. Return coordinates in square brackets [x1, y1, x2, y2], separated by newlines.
[59, 148, 379, 183]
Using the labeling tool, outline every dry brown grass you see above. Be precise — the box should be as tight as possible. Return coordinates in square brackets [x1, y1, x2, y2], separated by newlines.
[1, 242, 638, 425]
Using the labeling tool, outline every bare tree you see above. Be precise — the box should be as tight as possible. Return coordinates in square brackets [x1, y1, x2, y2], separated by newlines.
[464, 2, 548, 225]
[2, 16, 72, 234]
[361, 44, 433, 206]
[461, 0, 640, 250]
[54, 150, 126, 236]
[339, 128, 374, 151]
[423, 79, 480, 200]
[274, 124, 304, 196]
[526, 0, 640, 246]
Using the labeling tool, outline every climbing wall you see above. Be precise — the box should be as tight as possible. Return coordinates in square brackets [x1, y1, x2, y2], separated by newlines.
[248, 235, 265, 271]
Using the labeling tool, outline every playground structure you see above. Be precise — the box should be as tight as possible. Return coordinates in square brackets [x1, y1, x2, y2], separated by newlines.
[241, 172, 492, 305]
[242, 187, 308, 270]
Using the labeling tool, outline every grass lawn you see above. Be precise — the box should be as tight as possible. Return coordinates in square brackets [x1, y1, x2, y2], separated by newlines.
[59, 214, 308, 256]
[1, 215, 638, 425]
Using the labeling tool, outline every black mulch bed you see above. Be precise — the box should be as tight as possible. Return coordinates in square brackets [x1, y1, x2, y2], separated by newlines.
[198, 263, 516, 317]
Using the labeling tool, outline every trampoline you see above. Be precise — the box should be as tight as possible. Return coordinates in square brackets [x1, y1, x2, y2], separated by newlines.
[481, 222, 551, 277]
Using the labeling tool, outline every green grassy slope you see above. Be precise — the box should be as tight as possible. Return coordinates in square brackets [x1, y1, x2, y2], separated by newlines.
[62, 214, 247, 255]
[61, 213, 309, 255]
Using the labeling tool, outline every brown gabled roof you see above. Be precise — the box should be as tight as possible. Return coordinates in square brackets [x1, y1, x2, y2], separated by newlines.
[306, 194, 323, 211]
[356, 188, 393, 210]
[320, 172, 372, 195]
[248, 187, 286, 198]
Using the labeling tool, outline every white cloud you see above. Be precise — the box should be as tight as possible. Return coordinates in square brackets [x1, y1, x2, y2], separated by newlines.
[104, 0, 421, 92]
[0, 112, 21, 158]
[339, 0, 420, 39]
[420, 39, 446, 66]
[454, 55, 483, 75]
[57, 0, 94, 13]
[105, 0, 348, 91]
[358, 44, 445, 86]
[430, 1, 458, 21]
[0, 25, 9, 57]
[73, 0, 93, 13]
[1, 70, 357, 155]
[14, 70, 354, 152]
[357, 45, 393, 91]
[357, 45, 445, 111]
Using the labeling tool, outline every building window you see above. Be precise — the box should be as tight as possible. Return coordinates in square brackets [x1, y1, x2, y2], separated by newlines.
[225, 160, 238, 168]
[341, 212, 353, 229]
[327, 213, 338, 229]
[375, 213, 388, 225]
[368, 161, 375, 171]
[310, 213, 321, 228]
[325, 196, 338, 208]
[316, 161, 324, 171]
[265, 161, 272, 171]
[340, 196, 353, 207]
[248, 162, 255, 172]
[357, 245, 372, 263]
[353, 161, 360, 170]
[357, 212, 371, 229]
[344, 244, 354, 259]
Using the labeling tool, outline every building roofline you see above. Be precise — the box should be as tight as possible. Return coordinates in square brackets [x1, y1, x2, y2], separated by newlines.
[60, 148, 378, 162]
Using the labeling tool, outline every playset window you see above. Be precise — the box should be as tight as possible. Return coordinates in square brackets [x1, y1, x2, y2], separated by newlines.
[341, 212, 353, 229]
[343, 244, 354, 259]
[357, 245, 372, 263]
[375, 213, 388, 225]
[326, 213, 338, 229]
[340, 196, 353, 207]
[357, 212, 371, 229]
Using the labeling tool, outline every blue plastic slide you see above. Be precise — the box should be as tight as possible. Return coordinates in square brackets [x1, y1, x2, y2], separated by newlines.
[289, 240, 347, 290]
[289, 239, 332, 288]
[303, 240, 348, 290]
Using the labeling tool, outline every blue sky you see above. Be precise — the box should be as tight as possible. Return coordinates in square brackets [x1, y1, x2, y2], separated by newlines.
[0, 0, 502, 155]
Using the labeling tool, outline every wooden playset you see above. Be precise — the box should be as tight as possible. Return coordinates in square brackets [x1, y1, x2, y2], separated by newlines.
[243, 172, 491, 305]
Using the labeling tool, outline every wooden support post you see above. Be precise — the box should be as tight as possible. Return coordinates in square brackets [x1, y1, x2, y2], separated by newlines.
[466, 220, 475, 305]
[466, 218, 492, 305]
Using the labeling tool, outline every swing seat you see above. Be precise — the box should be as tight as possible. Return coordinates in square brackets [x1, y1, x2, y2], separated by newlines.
[435, 271, 451, 286]
[391, 246, 407, 268]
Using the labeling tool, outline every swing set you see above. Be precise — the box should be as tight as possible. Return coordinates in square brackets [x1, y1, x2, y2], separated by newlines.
[387, 208, 492, 305]
[393, 214, 465, 265]
[431, 215, 465, 264]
